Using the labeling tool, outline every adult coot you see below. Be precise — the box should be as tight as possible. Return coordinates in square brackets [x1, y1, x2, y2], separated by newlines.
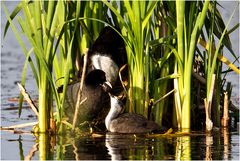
[64, 69, 112, 125]
[105, 95, 161, 133]
[87, 26, 128, 87]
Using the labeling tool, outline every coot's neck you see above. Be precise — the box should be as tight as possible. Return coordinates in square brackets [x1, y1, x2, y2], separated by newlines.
[105, 96, 123, 131]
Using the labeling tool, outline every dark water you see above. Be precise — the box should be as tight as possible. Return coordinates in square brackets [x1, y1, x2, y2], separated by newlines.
[1, 1, 239, 160]
[1, 129, 239, 160]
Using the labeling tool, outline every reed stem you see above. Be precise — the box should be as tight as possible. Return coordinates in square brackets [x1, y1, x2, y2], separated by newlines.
[72, 51, 88, 130]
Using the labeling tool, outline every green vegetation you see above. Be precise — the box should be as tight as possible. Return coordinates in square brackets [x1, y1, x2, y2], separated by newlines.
[3, 1, 239, 134]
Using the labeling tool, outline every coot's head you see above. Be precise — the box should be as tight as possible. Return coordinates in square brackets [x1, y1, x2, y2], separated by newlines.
[85, 69, 112, 92]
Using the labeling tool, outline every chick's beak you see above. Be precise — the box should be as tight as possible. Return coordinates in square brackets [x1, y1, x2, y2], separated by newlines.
[101, 81, 112, 93]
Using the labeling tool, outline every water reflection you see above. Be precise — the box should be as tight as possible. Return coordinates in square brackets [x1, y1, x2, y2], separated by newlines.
[7, 128, 239, 160]
[24, 142, 38, 160]
[105, 133, 125, 160]
[105, 132, 179, 160]
[175, 136, 191, 160]
[38, 133, 55, 160]
[222, 128, 229, 160]
[205, 133, 213, 160]
[105, 133, 159, 160]
[58, 134, 109, 160]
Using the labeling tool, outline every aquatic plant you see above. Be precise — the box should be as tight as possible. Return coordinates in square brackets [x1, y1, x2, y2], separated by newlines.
[103, 1, 239, 132]
[3, 1, 108, 133]
[3, 0, 239, 134]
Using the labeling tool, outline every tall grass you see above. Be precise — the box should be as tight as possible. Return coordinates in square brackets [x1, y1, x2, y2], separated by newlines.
[4, 1, 61, 132]
[105, 0, 239, 131]
[3, 1, 108, 133]
[175, 1, 210, 130]
[3, 1, 239, 133]
[103, 1, 158, 117]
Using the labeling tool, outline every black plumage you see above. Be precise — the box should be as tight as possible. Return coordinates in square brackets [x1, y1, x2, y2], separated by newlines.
[64, 70, 111, 125]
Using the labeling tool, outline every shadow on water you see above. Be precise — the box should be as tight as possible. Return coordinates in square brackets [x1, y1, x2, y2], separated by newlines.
[5, 128, 238, 160]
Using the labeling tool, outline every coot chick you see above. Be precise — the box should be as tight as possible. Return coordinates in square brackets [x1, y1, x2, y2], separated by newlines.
[87, 26, 127, 86]
[105, 95, 161, 133]
[64, 69, 112, 125]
